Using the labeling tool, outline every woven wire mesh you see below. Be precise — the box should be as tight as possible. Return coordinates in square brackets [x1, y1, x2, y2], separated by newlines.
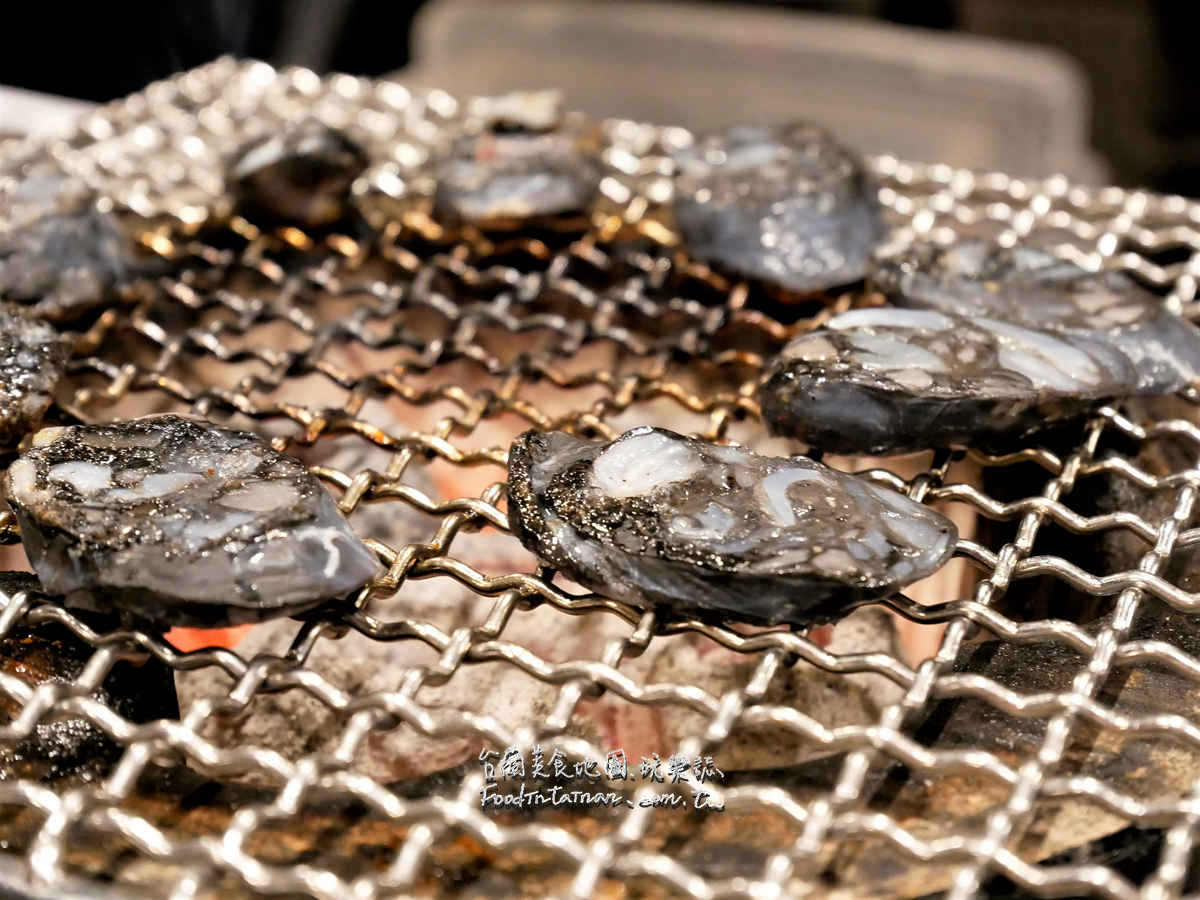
[1, 57, 1200, 899]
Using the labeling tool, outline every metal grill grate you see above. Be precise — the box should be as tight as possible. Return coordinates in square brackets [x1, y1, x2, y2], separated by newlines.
[2, 58, 1200, 899]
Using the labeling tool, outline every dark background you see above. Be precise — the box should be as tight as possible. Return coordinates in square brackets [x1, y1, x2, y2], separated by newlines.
[1, 1, 1197, 194]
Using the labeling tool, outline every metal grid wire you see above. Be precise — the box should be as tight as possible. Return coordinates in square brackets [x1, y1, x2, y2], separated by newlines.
[1, 57, 1200, 899]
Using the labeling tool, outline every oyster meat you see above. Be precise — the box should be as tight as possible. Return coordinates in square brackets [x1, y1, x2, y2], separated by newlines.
[0, 303, 69, 449]
[760, 307, 1142, 455]
[4, 415, 381, 627]
[506, 427, 957, 626]
[0, 206, 136, 321]
[872, 240, 1200, 394]
[672, 123, 885, 293]
[228, 120, 369, 228]
[0, 571, 179, 782]
[432, 94, 601, 227]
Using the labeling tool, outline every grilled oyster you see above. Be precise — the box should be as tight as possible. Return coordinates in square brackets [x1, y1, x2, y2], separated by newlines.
[0, 207, 135, 322]
[4, 415, 381, 627]
[672, 123, 885, 294]
[0, 303, 69, 450]
[465, 89, 565, 133]
[872, 240, 1200, 394]
[760, 307, 1142, 455]
[506, 427, 957, 627]
[0, 172, 94, 231]
[432, 93, 601, 228]
[0, 571, 179, 782]
[228, 120, 369, 228]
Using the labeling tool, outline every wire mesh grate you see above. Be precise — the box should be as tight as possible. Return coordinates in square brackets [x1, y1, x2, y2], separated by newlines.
[2, 58, 1200, 899]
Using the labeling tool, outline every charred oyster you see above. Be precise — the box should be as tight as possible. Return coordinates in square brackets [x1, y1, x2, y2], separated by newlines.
[872, 240, 1200, 394]
[672, 123, 885, 294]
[760, 307, 1141, 455]
[4, 415, 381, 627]
[0, 206, 136, 322]
[228, 120, 369, 228]
[0, 571, 179, 782]
[506, 427, 957, 627]
[0, 303, 69, 450]
[432, 92, 601, 228]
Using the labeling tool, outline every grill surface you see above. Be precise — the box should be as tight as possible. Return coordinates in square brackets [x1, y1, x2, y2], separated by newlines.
[2, 58, 1200, 899]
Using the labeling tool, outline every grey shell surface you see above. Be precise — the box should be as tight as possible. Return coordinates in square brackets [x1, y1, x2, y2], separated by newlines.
[228, 120, 369, 228]
[4, 415, 381, 627]
[672, 123, 885, 294]
[432, 130, 601, 227]
[871, 240, 1200, 394]
[0, 173, 94, 231]
[506, 427, 957, 627]
[0, 303, 69, 449]
[760, 307, 1143, 455]
[0, 208, 133, 322]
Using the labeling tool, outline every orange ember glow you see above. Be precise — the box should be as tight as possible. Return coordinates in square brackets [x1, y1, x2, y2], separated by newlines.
[164, 624, 256, 652]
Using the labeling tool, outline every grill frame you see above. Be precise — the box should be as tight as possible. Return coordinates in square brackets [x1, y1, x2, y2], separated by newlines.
[1, 57, 1200, 899]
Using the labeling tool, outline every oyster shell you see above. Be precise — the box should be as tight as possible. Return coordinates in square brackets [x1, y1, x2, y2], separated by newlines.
[506, 427, 957, 627]
[0, 303, 69, 449]
[760, 307, 1141, 455]
[228, 120, 369, 228]
[465, 89, 564, 133]
[4, 415, 381, 627]
[672, 123, 885, 293]
[872, 240, 1200, 394]
[432, 116, 601, 228]
[0, 207, 135, 321]
[0, 172, 94, 231]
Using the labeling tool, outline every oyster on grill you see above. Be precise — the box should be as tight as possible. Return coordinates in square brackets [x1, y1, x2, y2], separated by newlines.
[228, 120, 370, 228]
[0, 303, 69, 450]
[432, 102, 601, 227]
[760, 307, 1143, 455]
[0, 172, 94, 231]
[465, 89, 565, 133]
[0, 207, 136, 321]
[4, 415, 381, 627]
[672, 123, 885, 294]
[872, 240, 1200, 394]
[0, 571, 179, 782]
[506, 427, 957, 626]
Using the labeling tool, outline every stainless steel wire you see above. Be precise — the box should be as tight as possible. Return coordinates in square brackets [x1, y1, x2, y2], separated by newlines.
[2, 58, 1200, 899]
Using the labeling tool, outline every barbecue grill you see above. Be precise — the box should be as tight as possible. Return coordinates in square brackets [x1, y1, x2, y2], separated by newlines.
[3, 57, 1200, 899]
